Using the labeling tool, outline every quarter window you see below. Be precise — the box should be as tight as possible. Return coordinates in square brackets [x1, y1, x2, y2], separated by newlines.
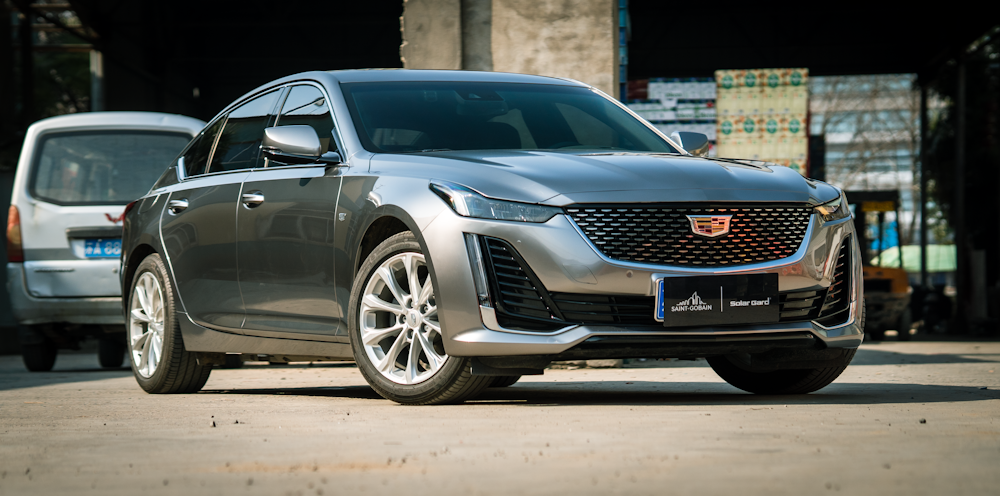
[183, 119, 224, 177]
[207, 90, 281, 173]
[276, 85, 339, 154]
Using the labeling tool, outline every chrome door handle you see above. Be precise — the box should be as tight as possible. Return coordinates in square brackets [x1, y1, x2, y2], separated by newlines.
[242, 192, 265, 208]
[167, 199, 189, 214]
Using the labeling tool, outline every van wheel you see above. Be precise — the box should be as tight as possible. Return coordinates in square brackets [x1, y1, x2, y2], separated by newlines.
[98, 336, 126, 368]
[127, 253, 211, 393]
[349, 232, 491, 405]
[22, 341, 57, 372]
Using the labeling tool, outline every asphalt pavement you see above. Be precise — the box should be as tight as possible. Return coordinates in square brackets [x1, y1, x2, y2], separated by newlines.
[1, 340, 998, 495]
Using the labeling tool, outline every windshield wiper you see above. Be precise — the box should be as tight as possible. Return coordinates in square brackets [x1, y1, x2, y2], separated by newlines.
[401, 148, 452, 153]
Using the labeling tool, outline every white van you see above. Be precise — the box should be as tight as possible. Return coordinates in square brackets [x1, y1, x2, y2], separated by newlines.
[7, 112, 204, 371]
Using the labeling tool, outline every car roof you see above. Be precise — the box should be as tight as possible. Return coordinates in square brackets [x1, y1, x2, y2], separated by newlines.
[218, 69, 593, 123]
[26, 111, 205, 135]
[324, 69, 590, 85]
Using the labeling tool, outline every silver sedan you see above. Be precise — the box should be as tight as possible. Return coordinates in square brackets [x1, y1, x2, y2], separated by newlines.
[120, 70, 862, 404]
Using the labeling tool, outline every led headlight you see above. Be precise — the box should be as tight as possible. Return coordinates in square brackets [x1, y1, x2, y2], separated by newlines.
[815, 192, 851, 222]
[430, 181, 561, 223]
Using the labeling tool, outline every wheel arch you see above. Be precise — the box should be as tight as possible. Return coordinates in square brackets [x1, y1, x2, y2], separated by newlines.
[122, 243, 158, 317]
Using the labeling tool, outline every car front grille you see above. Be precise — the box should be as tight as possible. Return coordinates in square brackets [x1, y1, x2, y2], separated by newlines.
[565, 204, 813, 267]
[478, 235, 853, 331]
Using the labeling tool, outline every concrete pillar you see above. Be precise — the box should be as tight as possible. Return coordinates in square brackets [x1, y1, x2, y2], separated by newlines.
[461, 0, 493, 71]
[400, 0, 462, 70]
[492, 0, 617, 95]
[90, 50, 104, 112]
[400, 0, 618, 95]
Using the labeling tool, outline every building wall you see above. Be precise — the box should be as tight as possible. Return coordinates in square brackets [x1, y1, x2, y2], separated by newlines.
[492, 0, 616, 95]
[401, 0, 617, 95]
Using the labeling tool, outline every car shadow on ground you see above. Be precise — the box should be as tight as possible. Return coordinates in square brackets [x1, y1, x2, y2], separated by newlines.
[198, 381, 1000, 406]
[852, 347, 1000, 365]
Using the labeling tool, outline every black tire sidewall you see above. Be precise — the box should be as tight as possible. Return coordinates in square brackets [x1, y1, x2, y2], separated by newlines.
[127, 254, 183, 393]
[348, 232, 470, 404]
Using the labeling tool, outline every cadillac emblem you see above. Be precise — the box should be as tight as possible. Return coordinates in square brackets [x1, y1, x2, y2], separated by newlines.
[686, 215, 732, 238]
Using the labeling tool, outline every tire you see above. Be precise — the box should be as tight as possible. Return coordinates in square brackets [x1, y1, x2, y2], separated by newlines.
[707, 348, 856, 394]
[896, 307, 913, 341]
[127, 253, 211, 393]
[98, 336, 126, 368]
[22, 342, 57, 372]
[490, 376, 521, 388]
[348, 232, 492, 405]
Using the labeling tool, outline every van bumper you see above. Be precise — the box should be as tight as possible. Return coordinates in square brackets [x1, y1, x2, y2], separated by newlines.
[6, 263, 124, 325]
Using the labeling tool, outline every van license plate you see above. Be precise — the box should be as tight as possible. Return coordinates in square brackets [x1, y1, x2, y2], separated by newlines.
[84, 238, 122, 258]
[655, 274, 779, 327]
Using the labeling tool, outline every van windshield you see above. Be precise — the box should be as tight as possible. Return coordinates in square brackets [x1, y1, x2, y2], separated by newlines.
[340, 82, 678, 154]
[30, 130, 192, 205]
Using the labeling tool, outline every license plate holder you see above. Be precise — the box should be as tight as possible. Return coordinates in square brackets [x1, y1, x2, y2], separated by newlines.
[655, 274, 779, 327]
[83, 238, 122, 258]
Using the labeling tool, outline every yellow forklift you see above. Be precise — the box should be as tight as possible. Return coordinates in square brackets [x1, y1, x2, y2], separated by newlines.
[845, 190, 912, 341]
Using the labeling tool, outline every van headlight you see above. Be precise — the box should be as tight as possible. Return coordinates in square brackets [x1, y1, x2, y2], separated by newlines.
[430, 181, 561, 223]
[815, 192, 850, 222]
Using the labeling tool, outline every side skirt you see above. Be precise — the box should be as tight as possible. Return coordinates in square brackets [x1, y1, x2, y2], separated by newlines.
[178, 312, 354, 359]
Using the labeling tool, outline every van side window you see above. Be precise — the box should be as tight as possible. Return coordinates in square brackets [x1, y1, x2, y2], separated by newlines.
[276, 85, 339, 155]
[183, 119, 224, 177]
[207, 90, 281, 173]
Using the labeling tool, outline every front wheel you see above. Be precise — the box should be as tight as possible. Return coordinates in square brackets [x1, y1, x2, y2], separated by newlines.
[349, 232, 491, 405]
[127, 253, 211, 393]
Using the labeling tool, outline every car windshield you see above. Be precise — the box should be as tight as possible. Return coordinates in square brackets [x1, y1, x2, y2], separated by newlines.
[340, 81, 678, 154]
[30, 130, 192, 205]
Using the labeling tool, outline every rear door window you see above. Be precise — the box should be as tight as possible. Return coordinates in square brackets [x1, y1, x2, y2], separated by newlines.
[207, 90, 281, 173]
[30, 131, 192, 206]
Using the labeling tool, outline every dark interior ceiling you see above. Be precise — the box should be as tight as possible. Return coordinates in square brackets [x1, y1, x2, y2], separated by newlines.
[67, 0, 404, 120]
[628, 2, 995, 81]
[62, 1, 994, 120]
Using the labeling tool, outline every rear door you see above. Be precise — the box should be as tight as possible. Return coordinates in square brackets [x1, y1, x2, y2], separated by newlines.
[160, 88, 282, 329]
[237, 83, 344, 338]
[21, 130, 192, 297]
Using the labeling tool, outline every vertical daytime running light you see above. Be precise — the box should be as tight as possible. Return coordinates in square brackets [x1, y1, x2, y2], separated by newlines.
[464, 233, 491, 307]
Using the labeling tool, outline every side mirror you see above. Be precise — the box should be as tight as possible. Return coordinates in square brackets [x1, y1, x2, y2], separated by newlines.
[262, 125, 342, 165]
[670, 131, 711, 157]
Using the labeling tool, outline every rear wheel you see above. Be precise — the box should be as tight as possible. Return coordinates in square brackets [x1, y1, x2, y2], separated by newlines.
[349, 232, 491, 405]
[895, 308, 913, 341]
[490, 376, 521, 388]
[707, 349, 856, 394]
[98, 336, 126, 368]
[21, 341, 57, 372]
[127, 253, 211, 393]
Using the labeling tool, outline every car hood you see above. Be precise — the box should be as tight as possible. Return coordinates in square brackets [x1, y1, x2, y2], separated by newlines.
[370, 150, 840, 205]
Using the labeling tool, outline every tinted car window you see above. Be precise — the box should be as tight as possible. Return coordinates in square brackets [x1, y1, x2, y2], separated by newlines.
[340, 82, 678, 154]
[30, 131, 191, 206]
[208, 90, 280, 173]
[183, 119, 224, 177]
[276, 85, 338, 153]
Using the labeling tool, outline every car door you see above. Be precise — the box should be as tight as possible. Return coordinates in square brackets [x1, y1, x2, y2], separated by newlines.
[160, 89, 281, 330]
[237, 83, 344, 338]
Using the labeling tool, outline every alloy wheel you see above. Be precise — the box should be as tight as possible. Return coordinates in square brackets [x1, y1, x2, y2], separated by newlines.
[129, 271, 165, 378]
[360, 252, 445, 385]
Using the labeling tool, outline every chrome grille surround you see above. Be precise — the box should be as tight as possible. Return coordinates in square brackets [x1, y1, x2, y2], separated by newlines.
[565, 204, 813, 267]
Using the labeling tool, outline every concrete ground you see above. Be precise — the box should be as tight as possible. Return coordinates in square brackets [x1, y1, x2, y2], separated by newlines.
[1, 341, 998, 496]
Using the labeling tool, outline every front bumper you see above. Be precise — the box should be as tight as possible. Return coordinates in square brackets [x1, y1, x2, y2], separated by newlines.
[6, 263, 124, 325]
[422, 209, 862, 357]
